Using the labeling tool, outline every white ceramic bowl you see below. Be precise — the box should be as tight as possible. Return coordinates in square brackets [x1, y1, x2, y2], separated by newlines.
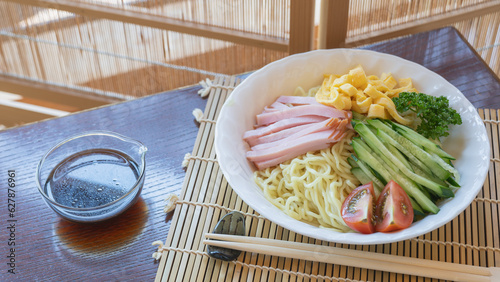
[214, 49, 490, 245]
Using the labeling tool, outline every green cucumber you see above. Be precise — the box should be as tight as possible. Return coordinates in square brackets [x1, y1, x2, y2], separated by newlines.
[347, 156, 359, 168]
[409, 162, 447, 187]
[351, 167, 371, 184]
[351, 138, 439, 213]
[429, 152, 461, 184]
[409, 197, 426, 218]
[352, 111, 366, 121]
[352, 138, 391, 182]
[351, 155, 385, 192]
[386, 141, 412, 170]
[447, 176, 460, 187]
[350, 167, 383, 192]
[355, 122, 454, 198]
[389, 120, 455, 160]
[368, 125, 413, 171]
[367, 119, 451, 181]
[374, 126, 434, 176]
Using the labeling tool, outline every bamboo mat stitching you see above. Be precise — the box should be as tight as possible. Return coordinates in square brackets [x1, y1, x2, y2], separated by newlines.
[164, 196, 265, 220]
[198, 78, 237, 97]
[475, 197, 500, 204]
[192, 108, 216, 124]
[483, 119, 500, 124]
[182, 153, 217, 168]
[409, 238, 500, 253]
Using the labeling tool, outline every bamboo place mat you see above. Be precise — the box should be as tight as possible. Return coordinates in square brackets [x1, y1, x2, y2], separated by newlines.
[154, 76, 500, 282]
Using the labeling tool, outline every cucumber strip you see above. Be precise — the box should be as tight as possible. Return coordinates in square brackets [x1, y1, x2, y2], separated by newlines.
[351, 167, 371, 184]
[351, 138, 439, 213]
[387, 141, 412, 170]
[368, 125, 413, 171]
[347, 156, 359, 168]
[375, 127, 434, 176]
[355, 123, 454, 198]
[351, 119, 363, 128]
[352, 111, 366, 121]
[410, 162, 447, 187]
[351, 155, 385, 192]
[351, 167, 384, 192]
[447, 176, 460, 187]
[356, 126, 401, 174]
[352, 138, 391, 182]
[429, 152, 461, 184]
[389, 120, 455, 160]
[368, 119, 451, 181]
[409, 197, 426, 217]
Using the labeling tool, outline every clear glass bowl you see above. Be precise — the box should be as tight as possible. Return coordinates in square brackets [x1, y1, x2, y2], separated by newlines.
[36, 131, 147, 223]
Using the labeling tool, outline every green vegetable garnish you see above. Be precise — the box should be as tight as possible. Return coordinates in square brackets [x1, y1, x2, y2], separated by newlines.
[392, 92, 462, 140]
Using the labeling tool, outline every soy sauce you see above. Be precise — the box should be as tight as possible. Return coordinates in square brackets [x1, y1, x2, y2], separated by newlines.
[44, 149, 140, 208]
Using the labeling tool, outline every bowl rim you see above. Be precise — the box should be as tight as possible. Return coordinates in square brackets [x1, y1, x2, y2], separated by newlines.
[214, 48, 491, 244]
[35, 130, 147, 211]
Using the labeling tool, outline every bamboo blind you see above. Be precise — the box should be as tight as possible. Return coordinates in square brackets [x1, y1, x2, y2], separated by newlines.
[68, 0, 291, 38]
[347, 0, 495, 37]
[0, 0, 294, 99]
[343, 0, 500, 75]
[0, 0, 498, 102]
[155, 76, 500, 281]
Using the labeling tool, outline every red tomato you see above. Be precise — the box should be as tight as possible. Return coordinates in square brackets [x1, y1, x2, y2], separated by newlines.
[375, 180, 414, 233]
[341, 182, 376, 234]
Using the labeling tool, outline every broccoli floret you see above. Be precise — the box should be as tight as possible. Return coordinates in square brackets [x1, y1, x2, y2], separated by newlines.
[392, 92, 462, 140]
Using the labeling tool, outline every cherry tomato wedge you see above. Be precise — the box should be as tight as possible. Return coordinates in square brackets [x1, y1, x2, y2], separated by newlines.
[375, 180, 414, 233]
[341, 182, 376, 234]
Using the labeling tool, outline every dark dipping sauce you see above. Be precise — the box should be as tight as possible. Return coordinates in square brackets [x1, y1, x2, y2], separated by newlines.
[44, 149, 140, 209]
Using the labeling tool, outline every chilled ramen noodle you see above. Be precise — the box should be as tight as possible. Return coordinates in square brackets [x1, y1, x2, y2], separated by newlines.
[253, 130, 359, 232]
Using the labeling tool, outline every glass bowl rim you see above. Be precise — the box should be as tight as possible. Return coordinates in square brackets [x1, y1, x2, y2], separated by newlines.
[35, 130, 147, 211]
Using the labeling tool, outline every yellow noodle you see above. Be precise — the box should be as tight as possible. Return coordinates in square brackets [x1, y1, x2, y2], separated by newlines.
[254, 130, 359, 232]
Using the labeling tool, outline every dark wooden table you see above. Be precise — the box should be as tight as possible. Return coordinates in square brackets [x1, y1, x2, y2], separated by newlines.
[1, 27, 499, 281]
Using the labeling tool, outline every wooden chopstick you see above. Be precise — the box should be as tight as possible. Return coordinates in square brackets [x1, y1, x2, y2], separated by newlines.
[203, 233, 495, 282]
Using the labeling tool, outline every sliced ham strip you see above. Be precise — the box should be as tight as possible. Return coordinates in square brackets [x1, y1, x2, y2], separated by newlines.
[251, 118, 340, 150]
[252, 132, 347, 170]
[247, 129, 343, 162]
[327, 119, 349, 138]
[263, 101, 289, 113]
[244, 95, 353, 170]
[243, 115, 326, 142]
[276, 96, 319, 105]
[247, 122, 313, 147]
[256, 104, 348, 126]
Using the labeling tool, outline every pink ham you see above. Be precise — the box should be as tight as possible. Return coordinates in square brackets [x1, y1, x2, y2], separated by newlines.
[263, 101, 289, 113]
[251, 118, 341, 150]
[247, 122, 314, 147]
[327, 119, 349, 138]
[252, 131, 347, 170]
[244, 95, 352, 170]
[247, 129, 342, 162]
[243, 115, 326, 143]
[256, 104, 348, 126]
